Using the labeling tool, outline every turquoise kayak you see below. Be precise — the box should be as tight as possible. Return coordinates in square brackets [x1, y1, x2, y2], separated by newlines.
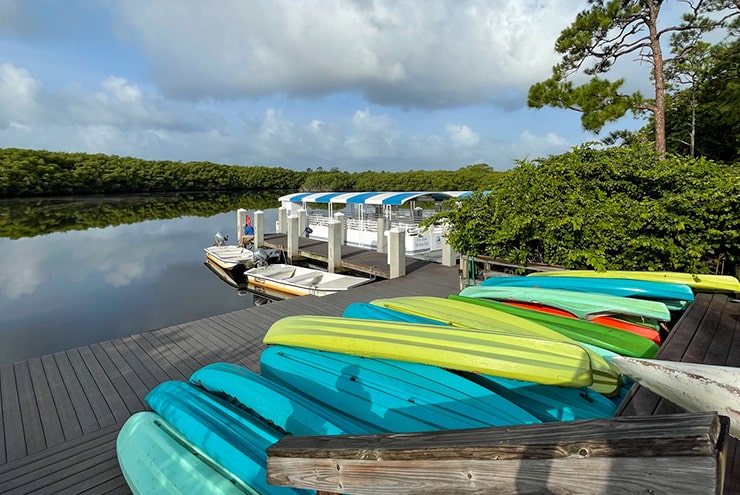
[117, 411, 259, 495]
[190, 362, 374, 435]
[260, 345, 541, 432]
[145, 381, 309, 495]
[459, 285, 671, 322]
[449, 295, 659, 359]
[528, 270, 740, 293]
[481, 276, 693, 312]
[342, 302, 617, 421]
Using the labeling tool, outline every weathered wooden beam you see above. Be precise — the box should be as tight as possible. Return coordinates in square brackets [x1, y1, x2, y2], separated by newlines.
[267, 412, 728, 494]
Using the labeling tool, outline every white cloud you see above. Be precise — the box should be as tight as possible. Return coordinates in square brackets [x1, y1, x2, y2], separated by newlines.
[446, 124, 479, 148]
[106, 0, 583, 108]
[0, 63, 44, 126]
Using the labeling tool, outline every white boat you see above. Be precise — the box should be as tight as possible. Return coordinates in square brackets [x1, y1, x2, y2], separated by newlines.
[612, 357, 740, 438]
[278, 191, 479, 256]
[244, 263, 373, 297]
[203, 245, 256, 271]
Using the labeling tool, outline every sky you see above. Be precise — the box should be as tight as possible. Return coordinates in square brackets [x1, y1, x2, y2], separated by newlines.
[0, 0, 655, 172]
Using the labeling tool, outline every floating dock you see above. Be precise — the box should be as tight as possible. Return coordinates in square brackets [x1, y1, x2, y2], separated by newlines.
[0, 261, 738, 494]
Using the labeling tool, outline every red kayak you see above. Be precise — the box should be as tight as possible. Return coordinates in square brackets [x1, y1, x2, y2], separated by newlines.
[504, 301, 662, 345]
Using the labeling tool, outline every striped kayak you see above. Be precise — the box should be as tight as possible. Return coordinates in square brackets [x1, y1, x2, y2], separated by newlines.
[450, 295, 659, 359]
[342, 303, 617, 420]
[260, 345, 540, 432]
[368, 296, 620, 395]
[459, 285, 671, 323]
[612, 357, 740, 439]
[481, 275, 694, 311]
[528, 270, 740, 294]
[263, 315, 595, 387]
[190, 362, 375, 435]
[117, 411, 260, 495]
[503, 301, 662, 345]
[145, 381, 308, 495]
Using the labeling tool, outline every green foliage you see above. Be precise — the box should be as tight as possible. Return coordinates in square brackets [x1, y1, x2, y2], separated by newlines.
[0, 148, 306, 197]
[0, 192, 281, 239]
[664, 40, 740, 162]
[528, 0, 739, 152]
[428, 145, 740, 274]
[0, 148, 503, 198]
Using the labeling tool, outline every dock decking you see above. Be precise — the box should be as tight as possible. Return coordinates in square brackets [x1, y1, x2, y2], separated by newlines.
[0, 263, 738, 494]
[0, 262, 460, 494]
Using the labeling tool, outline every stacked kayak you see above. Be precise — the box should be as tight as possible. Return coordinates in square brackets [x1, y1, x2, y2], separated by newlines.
[481, 275, 694, 311]
[365, 296, 621, 395]
[527, 269, 740, 294]
[458, 285, 672, 323]
[342, 302, 617, 422]
[263, 314, 595, 387]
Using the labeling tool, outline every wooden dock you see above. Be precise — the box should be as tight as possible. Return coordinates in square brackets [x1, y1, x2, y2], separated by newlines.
[0, 262, 738, 494]
[0, 262, 460, 494]
[260, 233, 438, 279]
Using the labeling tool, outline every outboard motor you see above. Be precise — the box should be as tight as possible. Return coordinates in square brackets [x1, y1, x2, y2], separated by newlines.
[213, 232, 228, 246]
[253, 248, 269, 267]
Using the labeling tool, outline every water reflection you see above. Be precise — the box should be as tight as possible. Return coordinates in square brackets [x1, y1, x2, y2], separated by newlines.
[0, 194, 281, 366]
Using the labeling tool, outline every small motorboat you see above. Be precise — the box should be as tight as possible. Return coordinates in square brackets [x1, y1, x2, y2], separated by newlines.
[244, 263, 373, 297]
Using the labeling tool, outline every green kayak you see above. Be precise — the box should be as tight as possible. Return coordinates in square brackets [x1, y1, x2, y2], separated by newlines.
[458, 285, 671, 323]
[449, 295, 659, 359]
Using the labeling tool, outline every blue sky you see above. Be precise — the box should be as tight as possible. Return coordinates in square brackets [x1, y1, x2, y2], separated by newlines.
[0, 0, 654, 172]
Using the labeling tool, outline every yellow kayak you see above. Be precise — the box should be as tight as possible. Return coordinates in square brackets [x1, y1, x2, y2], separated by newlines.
[528, 270, 740, 293]
[263, 315, 594, 388]
[370, 296, 620, 396]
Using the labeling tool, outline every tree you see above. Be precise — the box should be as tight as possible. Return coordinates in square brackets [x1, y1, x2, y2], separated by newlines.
[650, 39, 740, 162]
[528, 0, 739, 157]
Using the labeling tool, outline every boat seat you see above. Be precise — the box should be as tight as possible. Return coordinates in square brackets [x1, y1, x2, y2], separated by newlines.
[287, 273, 324, 285]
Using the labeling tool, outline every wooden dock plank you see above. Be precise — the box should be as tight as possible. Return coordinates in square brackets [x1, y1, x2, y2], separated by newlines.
[14, 360, 47, 454]
[85, 344, 143, 417]
[27, 357, 65, 453]
[2, 364, 27, 462]
[39, 354, 82, 442]
[136, 331, 197, 381]
[126, 333, 187, 382]
[52, 352, 99, 435]
[65, 348, 117, 430]
[76, 347, 131, 425]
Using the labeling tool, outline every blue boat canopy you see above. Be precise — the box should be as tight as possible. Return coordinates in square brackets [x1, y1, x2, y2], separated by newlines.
[278, 191, 476, 206]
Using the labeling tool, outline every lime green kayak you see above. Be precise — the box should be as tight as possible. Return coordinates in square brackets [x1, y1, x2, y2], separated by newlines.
[369, 296, 620, 395]
[458, 286, 671, 323]
[528, 270, 740, 293]
[263, 315, 594, 388]
[449, 295, 659, 359]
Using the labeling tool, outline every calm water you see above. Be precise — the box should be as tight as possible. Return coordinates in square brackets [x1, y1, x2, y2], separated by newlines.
[0, 194, 280, 366]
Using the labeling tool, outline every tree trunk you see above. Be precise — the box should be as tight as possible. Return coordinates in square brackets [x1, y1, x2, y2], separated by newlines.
[648, 0, 667, 158]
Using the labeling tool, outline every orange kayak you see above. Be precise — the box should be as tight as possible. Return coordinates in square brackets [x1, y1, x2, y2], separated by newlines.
[504, 301, 662, 345]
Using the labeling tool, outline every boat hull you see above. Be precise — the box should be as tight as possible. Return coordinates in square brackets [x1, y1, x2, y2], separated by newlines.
[528, 270, 740, 294]
[263, 315, 595, 387]
[260, 345, 540, 432]
[612, 357, 740, 438]
[117, 412, 258, 495]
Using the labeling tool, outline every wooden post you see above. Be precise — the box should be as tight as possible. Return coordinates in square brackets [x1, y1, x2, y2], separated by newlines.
[278, 207, 287, 234]
[376, 217, 387, 253]
[333, 212, 346, 245]
[441, 224, 456, 267]
[298, 209, 307, 237]
[253, 210, 264, 248]
[287, 216, 299, 263]
[267, 412, 729, 495]
[388, 228, 405, 279]
[237, 208, 247, 243]
[327, 220, 341, 273]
